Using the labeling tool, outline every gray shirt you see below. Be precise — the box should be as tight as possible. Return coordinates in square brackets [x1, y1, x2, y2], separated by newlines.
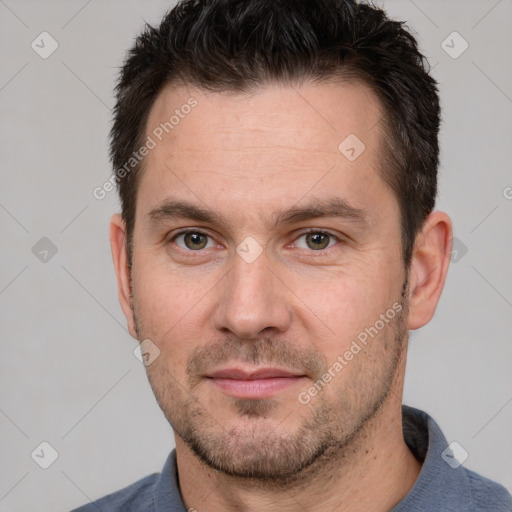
[72, 405, 512, 511]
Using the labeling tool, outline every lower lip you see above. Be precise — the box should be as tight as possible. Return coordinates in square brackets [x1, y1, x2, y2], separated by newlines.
[208, 377, 307, 399]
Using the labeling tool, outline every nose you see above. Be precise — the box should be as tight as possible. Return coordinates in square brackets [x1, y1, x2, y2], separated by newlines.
[211, 250, 292, 340]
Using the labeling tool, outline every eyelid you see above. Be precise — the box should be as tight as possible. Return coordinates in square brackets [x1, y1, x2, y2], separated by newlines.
[295, 227, 341, 238]
[289, 228, 343, 250]
[168, 227, 211, 239]
[167, 228, 219, 251]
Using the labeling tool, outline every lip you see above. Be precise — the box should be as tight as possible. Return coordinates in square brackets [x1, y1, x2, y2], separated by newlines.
[208, 367, 304, 380]
[205, 367, 307, 399]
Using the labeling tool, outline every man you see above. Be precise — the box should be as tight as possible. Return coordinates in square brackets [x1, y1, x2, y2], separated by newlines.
[74, 0, 511, 510]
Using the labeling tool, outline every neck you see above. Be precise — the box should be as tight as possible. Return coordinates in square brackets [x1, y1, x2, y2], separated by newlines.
[175, 392, 421, 512]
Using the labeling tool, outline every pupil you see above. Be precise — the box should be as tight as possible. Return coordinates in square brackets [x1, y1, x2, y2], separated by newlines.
[186, 233, 206, 249]
[308, 233, 329, 250]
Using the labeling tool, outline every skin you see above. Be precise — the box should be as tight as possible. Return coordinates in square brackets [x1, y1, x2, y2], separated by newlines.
[110, 80, 452, 511]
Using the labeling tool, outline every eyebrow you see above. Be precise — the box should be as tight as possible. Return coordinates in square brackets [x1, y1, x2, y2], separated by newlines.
[270, 198, 367, 229]
[147, 197, 368, 230]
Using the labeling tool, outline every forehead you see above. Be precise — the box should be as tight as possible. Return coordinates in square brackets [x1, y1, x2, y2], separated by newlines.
[146, 79, 383, 154]
[137, 80, 395, 227]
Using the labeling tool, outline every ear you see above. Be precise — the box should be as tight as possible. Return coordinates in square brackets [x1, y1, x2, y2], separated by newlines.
[110, 213, 138, 339]
[407, 211, 452, 330]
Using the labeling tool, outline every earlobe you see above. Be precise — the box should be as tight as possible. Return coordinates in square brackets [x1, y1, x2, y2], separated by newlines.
[110, 214, 138, 339]
[407, 211, 452, 331]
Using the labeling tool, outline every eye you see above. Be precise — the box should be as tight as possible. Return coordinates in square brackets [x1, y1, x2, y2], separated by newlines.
[293, 230, 339, 251]
[171, 230, 216, 251]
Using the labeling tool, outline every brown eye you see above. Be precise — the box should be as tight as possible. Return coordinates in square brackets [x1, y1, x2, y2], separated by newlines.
[184, 232, 208, 250]
[172, 231, 214, 251]
[305, 232, 330, 250]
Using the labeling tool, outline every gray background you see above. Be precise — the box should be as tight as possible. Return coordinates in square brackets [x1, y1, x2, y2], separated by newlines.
[0, 1, 511, 510]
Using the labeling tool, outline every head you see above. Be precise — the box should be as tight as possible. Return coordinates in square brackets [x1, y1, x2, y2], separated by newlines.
[109, 0, 452, 482]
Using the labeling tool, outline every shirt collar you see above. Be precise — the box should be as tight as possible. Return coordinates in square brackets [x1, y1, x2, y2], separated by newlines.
[392, 404, 472, 510]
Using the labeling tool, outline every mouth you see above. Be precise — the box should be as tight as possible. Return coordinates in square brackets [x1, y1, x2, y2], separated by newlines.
[205, 367, 308, 400]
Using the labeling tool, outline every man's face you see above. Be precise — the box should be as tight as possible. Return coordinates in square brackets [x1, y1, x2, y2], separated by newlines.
[128, 81, 409, 480]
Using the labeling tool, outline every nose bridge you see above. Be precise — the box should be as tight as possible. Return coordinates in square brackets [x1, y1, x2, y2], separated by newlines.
[231, 252, 273, 304]
[212, 250, 291, 339]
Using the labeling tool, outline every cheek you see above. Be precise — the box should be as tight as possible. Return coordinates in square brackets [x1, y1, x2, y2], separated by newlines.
[131, 262, 217, 368]
[133, 255, 213, 318]
[296, 264, 401, 361]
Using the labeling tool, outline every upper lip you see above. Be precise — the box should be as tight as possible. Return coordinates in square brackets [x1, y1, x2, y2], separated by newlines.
[206, 367, 305, 380]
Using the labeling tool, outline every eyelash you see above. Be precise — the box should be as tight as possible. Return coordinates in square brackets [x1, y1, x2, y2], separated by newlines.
[293, 228, 341, 248]
[167, 228, 342, 254]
